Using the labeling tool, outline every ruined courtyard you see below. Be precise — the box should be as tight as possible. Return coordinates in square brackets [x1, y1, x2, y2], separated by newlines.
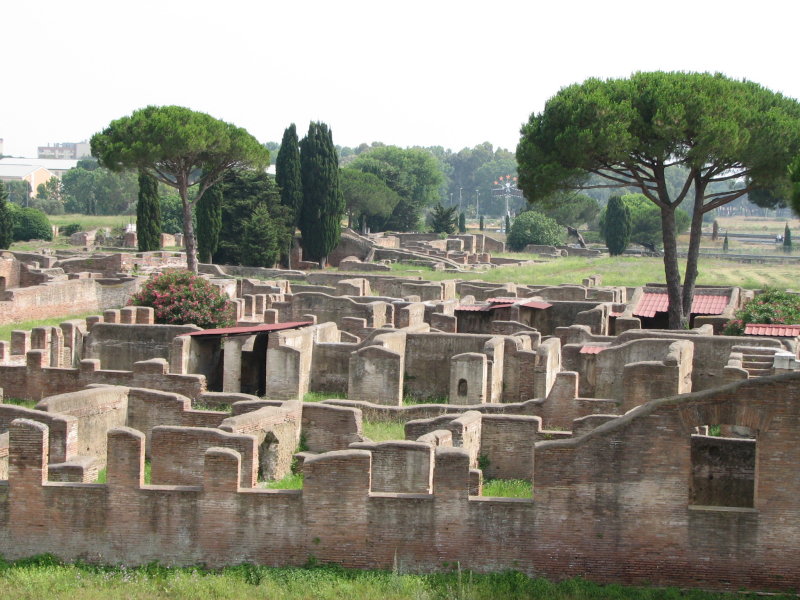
[0, 239, 799, 593]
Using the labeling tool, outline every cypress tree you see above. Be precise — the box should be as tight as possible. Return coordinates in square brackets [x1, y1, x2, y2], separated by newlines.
[196, 181, 222, 263]
[604, 195, 631, 256]
[458, 212, 466, 234]
[504, 214, 511, 234]
[299, 122, 344, 267]
[276, 124, 303, 227]
[784, 223, 792, 253]
[723, 234, 729, 252]
[0, 181, 13, 250]
[479, 215, 484, 231]
[136, 171, 161, 251]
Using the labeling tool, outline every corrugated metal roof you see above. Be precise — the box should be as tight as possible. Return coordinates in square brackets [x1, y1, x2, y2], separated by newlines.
[486, 297, 519, 303]
[744, 323, 800, 337]
[455, 305, 490, 312]
[580, 345, 607, 354]
[634, 292, 728, 318]
[183, 321, 313, 337]
[519, 300, 552, 310]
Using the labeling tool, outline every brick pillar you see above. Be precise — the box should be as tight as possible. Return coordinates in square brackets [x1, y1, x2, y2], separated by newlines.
[120, 307, 136, 324]
[10, 330, 30, 356]
[222, 337, 246, 393]
[104, 309, 121, 323]
[135, 306, 155, 324]
[303, 450, 371, 568]
[49, 326, 64, 368]
[433, 447, 470, 559]
[9, 419, 50, 556]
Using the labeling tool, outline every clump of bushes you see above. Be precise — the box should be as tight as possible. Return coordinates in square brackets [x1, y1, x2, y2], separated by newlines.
[60, 222, 82, 237]
[7, 204, 53, 241]
[724, 288, 800, 335]
[506, 211, 564, 251]
[129, 270, 234, 329]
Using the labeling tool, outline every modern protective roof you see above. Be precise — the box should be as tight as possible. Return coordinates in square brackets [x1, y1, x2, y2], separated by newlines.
[633, 292, 729, 318]
[183, 321, 313, 337]
[484, 297, 552, 310]
[580, 345, 607, 354]
[0, 164, 43, 178]
[0, 158, 79, 171]
[743, 323, 800, 337]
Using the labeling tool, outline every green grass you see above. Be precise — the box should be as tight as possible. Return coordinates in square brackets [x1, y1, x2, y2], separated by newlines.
[48, 214, 132, 230]
[363, 421, 406, 442]
[1, 397, 38, 410]
[264, 472, 304, 490]
[402, 396, 449, 406]
[303, 391, 347, 403]
[389, 255, 799, 291]
[482, 479, 533, 499]
[0, 312, 98, 342]
[0, 557, 787, 599]
[95, 461, 151, 484]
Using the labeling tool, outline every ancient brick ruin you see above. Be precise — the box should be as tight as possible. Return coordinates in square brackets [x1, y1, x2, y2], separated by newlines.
[0, 249, 799, 592]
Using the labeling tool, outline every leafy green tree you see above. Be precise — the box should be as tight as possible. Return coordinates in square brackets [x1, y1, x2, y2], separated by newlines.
[196, 181, 222, 263]
[62, 166, 139, 215]
[275, 124, 303, 227]
[0, 181, 13, 249]
[517, 72, 800, 328]
[34, 177, 64, 214]
[604, 195, 631, 255]
[3, 181, 32, 207]
[429, 203, 458, 234]
[213, 169, 292, 267]
[349, 146, 444, 232]
[137, 171, 162, 252]
[91, 105, 269, 272]
[784, 223, 793, 253]
[599, 194, 690, 248]
[159, 191, 185, 235]
[299, 122, 344, 266]
[507, 211, 563, 250]
[339, 168, 401, 232]
[531, 193, 600, 229]
[458, 212, 466, 233]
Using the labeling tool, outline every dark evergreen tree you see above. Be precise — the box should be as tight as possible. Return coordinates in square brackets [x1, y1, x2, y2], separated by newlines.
[479, 215, 484, 231]
[723, 234, 729, 252]
[196, 181, 222, 263]
[784, 223, 793, 253]
[604, 195, 631, 256]
[275, 124, 303, 227]
[429, 203, 458, 234]
[136, 171, 162, 251]
[213, 169, 292, 267]
[504, 214, 511, 234]
[458, 212, 466, 233]
[299, 122, 345, 266]
[0, 181, 13, 249]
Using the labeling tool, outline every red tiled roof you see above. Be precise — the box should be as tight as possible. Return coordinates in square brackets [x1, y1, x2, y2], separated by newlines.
[183, 321, 313, 337]
[744, 323, 800, 337]
[633, 292, 728, 318]
[580, 345, 607, 354]
[610, 311, 623, 318]
[519, 300, 552, 310]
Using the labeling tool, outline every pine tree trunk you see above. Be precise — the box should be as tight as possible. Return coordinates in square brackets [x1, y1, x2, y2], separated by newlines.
[180, 184, 198, 273]
[660, 206, 684, 329]
[681, 183, 706, 320]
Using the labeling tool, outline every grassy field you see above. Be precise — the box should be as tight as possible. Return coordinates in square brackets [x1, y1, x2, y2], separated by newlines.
[48, 214, 133, 230]
[389, 255, 798, 291]
[0, 557, 788, 600]
[0, 312, 98, 342]
[363, 420, 406, 442]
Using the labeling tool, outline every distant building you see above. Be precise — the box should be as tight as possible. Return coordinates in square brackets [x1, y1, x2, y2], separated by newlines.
[0, 138, 4, 156]
[37, 141, 91, 160]
[0, 164, 54, 196]
[0, 158, 79, 178]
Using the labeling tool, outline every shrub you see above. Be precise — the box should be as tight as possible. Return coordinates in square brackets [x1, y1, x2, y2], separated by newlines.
[724, 288, 800, 335]
[506, 211, 564, 251]
[60, 222, 82, 237]
[129, 271, 234, 329]
[8, 204, 52, 241]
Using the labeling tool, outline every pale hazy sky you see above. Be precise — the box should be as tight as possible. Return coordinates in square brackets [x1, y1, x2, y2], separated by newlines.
[3, 0, 799, 158]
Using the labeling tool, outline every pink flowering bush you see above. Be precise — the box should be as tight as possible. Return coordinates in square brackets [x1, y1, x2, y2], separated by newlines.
[130, 270, 235, 329]
[724, 288, 800, 335]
